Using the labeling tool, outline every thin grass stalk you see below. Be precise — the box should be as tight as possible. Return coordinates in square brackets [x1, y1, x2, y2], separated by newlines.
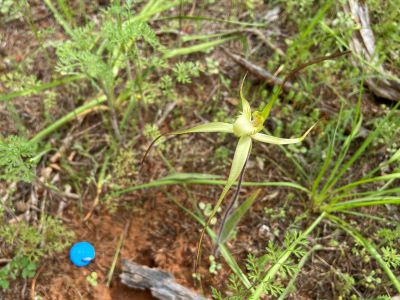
[0, 75, 82, 102]
[28, 95, 107, 145]
[326, 197, 400, 211]
[43, 0, 74, 37]
[311, 104, 344, 201]
[319, 93, 363, 197]
[278, 244, 323, 300]
[324, 103, 400, 196]
[112, 176, 309, 197]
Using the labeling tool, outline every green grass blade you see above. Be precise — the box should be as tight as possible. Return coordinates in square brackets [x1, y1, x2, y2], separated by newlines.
[113, 173, 310, 196]
[163, 36, 236, 59]
[311, 104, 344, 198]
[157, 15, 265, 27]
[0, 75, 82, 102]
[55, 0, 75, 26]
[332, 173, 400, 194]
[326, 196, 400, 211]
[28, 95, 107, 145]
[340, 210, 396, 224]
[298, 0, 333, 43]
[320, 99, 363, 195]
[329, 187, 400, 205]
[365, 148, 400, 178]
[43, 0, 74, 37]
[324, 103, 399, 194]
[137, 0, 188, 22]
[181, 32, 238, 42]
[161, 172, 223, 181]
[219, 189, 260, 244]
[278, 244, 323, 300]
[275, 142, 309, 182]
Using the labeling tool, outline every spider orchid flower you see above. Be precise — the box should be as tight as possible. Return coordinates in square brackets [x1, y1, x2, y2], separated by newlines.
[169, 86, 316, 232]
[143, 80, 316, 267]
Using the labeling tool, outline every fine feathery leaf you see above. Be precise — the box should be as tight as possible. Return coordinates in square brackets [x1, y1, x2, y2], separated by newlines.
[329, 215, 400, 292]
[250, 213, 326, 300]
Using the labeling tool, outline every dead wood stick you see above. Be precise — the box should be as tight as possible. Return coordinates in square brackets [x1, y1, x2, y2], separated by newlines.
[344, 0, 400, 101]
[120, 259, 207, 300]
[223, 49, 295, 92]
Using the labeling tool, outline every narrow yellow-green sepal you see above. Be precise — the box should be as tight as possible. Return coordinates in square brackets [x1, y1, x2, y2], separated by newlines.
[207, 135, 253, 219]
[240, 74, 252, 119]
[195, 136, 252, 270]
[171, 122, 233, 135]
[205, 136, 252, 226]
[251, 123, 317, 145]
[227, 136, 252, 183]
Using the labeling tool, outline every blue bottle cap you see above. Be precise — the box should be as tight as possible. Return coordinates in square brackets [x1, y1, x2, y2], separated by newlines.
[70, 242, 95, 267]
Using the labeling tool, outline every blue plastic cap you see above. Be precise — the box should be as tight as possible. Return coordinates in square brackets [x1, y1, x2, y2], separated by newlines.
[69, 242, 95, 267]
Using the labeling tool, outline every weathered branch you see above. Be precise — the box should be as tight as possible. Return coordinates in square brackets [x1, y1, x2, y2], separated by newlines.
[345, 0, 400, 101]
[120, 259, 208, 300]
[223, 49, 294, 92]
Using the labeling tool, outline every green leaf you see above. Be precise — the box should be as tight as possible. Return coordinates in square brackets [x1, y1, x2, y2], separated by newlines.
[0, 75, 82, 102]
[0, 278, 10, 290]
[252, 123, 316, 145]
[333, 173, 400, 194]
[113, 173, 309, 196]
[219, 189, 260, 244]
[163, 37, 237, 59]
[161, 172, 222, 181]
[21, 261, 37, 279]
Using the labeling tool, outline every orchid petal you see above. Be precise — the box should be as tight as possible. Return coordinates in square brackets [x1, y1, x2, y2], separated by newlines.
[171, 122, 233, 135]
[240, 75, 252, 119]
[252, 123, 316, 145]
[206, 136, 252, 232]
[195, 136, 253, 267]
